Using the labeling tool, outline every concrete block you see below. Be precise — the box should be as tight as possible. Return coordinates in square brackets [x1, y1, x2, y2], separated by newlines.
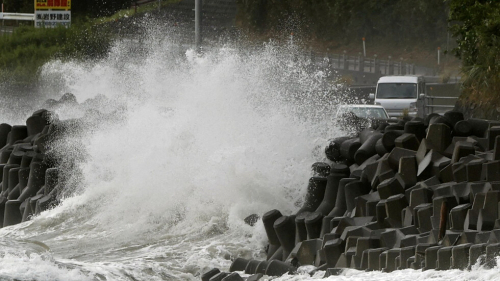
[379, 250, 388, 271]
[273, 216, 296, 260]
[366, 248, 387, 271]
[379, 230, 402, 249]
[354, 192, 379, 217]
[246, 274, 263, 281]
[328, 178, 357, 217]
[323, 268, 344, 277]
[376, 200, 387, 223]
[398, 155, 418, 188]
[395, 133, 420, 151]
[296, 177, 328, 215]
[2, 200, 22, 227]
[431, 196, 458, 230]
[384, 194, 408, 228]
[254, 261, 269, 275]
[477, 191, 500, 231]
[494, 135, 500, 160]
[316, 164, 350, 216]
[469, 183, 491, 203]
[340, 138, 362, 165]
[18, 161, 48, 202]
[244, 260, 261, 275]
[340, 247, 355, 268]
[465, 201, 483, 231]
[451, 243, 472, 269]
[488, 126, 500, 151]
[388, 147, 417, 171]
[295, 239, 322, 266]
[397, 246, 415, 270]
[443, 111, 464, 127]
[416, 203, 434, 233]
[381, 130, 404, 152]
[451, 182, 470, 204]
[383, 248, 400, 272]
[294, 213, 308, 244]
[466, 159, 485, 182]
[485, 243, 500, 268]
[468, 136, 489, 152]
[469, 243, 487, 268]
[378, 177, 404, 200]
[201, 268, 220, 281]
[344, 180, 371, 214]
[426, 123, 452, 153]
[265, 260, 296, 276]
[456, 231, 477, 245]
[355, 132, 383, 165]
[451, 141, 476, 164]
[467, 118, 494, 138]
[208, 272, 228, 281]
[404, 120, 427, 141]
[402, 206, 413, 227]
[262, 209, 282, 257]
[229, 258, 250, 272]
[449, 204, 471, 231]
[323, 239, 345, 268]
[436, 246, 453, 270]
[410, 187, 433, 208]
[305, 212, 323, 239]
[325, 136, 350, 162]
[485, 161, 500, 182]
[371, 158, 394, 189]
[340, 226, 372, 241]
[412, 243, 435, 270]
[441, 231, 461, 246]
[222, 272, 244, 281]
[424, 246, 442, 270]
[454, 120, 473, 137]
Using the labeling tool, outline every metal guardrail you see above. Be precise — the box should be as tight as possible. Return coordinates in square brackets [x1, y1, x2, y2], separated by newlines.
[418, 94, 459, 117]
[0, 13, 35, 21]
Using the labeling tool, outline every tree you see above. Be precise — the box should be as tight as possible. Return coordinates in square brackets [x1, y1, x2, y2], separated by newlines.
[448, 0, 500, 102]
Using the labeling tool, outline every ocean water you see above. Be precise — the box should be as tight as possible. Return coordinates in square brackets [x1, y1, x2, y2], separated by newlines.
[0, 25, 498, 281]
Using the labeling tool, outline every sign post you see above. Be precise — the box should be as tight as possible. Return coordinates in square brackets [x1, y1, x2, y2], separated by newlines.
[34, 0, 71, 28]
[362, 37, 366, 57]
[437, 47, 441, 65]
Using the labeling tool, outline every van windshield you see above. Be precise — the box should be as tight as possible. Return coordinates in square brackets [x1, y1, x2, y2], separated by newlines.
[376, 83, 417, 99]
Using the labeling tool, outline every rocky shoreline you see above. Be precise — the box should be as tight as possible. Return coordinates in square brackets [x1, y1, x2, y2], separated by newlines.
[202, 111, 500, 280]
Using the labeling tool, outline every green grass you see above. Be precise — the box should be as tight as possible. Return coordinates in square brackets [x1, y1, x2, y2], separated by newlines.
[0, 0, 181, 87]
[95, 0, 181, 24]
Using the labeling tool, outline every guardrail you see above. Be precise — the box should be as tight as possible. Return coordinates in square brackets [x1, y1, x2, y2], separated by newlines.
[307, 51, 440, 77]
[0, 13, 35, 21]
[416, 83, 461, 117]
[419, 96, 458, 117]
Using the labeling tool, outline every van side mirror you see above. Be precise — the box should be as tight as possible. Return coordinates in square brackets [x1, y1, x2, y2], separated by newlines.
[368, 93, 375, 100]
[419, 93, 425, 100]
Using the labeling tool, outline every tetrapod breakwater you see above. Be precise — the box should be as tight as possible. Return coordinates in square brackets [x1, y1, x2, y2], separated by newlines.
[0, 93, 119, 229]
[201, 110, 500, 281]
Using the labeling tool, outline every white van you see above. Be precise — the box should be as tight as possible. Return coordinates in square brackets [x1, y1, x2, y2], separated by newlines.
[369, 76, 425, 118]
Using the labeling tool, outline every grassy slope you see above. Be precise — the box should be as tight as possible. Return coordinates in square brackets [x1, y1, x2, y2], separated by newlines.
[0, 0, 181, 88]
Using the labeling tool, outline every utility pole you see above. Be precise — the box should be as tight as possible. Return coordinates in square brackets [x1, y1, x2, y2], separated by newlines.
[195, 0, 202, 52]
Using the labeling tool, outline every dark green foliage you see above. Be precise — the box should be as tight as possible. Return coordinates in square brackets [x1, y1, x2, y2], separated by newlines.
[0, 24, 112, 86]
[448, 0, 500, 101]
[236, 0, 449, 44]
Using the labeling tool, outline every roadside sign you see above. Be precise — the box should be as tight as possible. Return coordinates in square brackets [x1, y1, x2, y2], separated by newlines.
[35, 10, 71, 27]
[35, 0, 71, 10]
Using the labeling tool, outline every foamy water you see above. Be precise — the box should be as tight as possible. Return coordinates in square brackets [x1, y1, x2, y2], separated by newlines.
[0, 24, 498, 281]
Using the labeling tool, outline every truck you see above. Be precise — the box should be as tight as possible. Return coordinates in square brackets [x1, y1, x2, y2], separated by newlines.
[368, 75, 426, 118]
